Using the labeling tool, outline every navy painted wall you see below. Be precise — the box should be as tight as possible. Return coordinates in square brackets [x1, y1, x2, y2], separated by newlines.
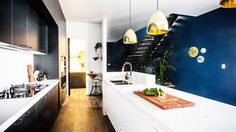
[107, 28, 146, 71]
[167, 8, 236, 106]
[107, 8, 236, 106]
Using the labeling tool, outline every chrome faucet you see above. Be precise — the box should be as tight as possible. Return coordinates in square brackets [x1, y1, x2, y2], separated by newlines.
[122, 62, 132, 77]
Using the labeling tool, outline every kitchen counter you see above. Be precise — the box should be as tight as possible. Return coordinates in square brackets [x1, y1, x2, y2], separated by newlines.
[103, 72, 236, 132]
[0, 79, 59, 132]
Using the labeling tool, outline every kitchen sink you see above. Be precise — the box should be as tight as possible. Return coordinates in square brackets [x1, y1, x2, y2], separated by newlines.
[110, 80, 133, 85]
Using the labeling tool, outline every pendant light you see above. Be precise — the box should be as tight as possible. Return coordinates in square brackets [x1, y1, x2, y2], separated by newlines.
[220, 0, 236, 8]
[123, 0, 137, 44]
[146, 0, 168, 35]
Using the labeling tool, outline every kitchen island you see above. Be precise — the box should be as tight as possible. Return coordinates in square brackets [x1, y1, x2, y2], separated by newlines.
[0, 79, 59, 132]
[103, 72, 236, 132]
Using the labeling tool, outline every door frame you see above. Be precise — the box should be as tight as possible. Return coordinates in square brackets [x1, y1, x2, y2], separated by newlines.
[68, 38, 71, 95]
[67, 38, 88, 95]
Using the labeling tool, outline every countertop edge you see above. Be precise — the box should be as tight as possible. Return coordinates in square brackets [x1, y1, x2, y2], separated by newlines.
[0, 79, 59, 132]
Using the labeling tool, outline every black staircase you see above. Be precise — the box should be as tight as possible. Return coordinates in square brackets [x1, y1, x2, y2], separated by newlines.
[123, 13, 179, 71]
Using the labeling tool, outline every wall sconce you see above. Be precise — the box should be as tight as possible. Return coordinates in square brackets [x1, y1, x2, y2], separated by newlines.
[197, 56, 204, 63]
[93, 42, 102, 61]
[200, 48, 207, 54]
[188, 46, 199, 58]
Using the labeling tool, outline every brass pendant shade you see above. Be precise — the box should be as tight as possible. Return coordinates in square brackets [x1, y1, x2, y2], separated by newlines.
[123, 29, 137, 44]
[220, 0, 236, 8]
[147, 11, 169, 35]
[123, 0, 137, 44]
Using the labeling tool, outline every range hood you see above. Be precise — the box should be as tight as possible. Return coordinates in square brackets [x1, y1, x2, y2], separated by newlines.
[0, 42, 46, 55]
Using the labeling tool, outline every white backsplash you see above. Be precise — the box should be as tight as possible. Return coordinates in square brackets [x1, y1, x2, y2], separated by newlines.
[0, 48, 33, 91]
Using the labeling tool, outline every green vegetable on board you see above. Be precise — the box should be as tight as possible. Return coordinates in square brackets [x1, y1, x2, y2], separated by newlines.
[143, 88, 165, 96]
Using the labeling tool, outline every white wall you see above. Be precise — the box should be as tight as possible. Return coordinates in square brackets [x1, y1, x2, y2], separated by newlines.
[0, 48, 33, 91]
[66, 21, 102, 95]
[102, 19, 107, 75]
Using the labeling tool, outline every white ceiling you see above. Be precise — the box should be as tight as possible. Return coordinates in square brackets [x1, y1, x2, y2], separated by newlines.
[59, 0, 219, 42]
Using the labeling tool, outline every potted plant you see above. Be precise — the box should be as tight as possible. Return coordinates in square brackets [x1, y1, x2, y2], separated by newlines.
[152, 44, 176, 86]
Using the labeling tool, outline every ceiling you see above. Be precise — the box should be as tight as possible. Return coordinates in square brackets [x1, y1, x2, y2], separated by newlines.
[59, 0, 219, 42]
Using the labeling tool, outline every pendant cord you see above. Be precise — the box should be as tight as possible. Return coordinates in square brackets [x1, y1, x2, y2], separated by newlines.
[129, 0, 131, 28]
[157, 0, 158, 10]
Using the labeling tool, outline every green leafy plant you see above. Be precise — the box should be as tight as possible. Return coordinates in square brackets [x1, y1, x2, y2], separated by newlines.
[153, 44, 176, 86]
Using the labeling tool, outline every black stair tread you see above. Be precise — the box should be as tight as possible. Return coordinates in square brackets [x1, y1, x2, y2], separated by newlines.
[137, 47, 149, 51]
[144, 35, 154, 38]
[140, 41, 152, 44]
[124, 13, 181, 67]
[140, 43, 151, 46]
[143, 38, 154, 41]
[134, 53, 145, 55]
[135, 50, 146, 53]
[128, 54, 143, 57]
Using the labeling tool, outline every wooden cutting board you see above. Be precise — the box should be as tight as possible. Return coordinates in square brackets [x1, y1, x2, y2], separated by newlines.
[133, 91, 194, 110]
[27, 64, 35, 82]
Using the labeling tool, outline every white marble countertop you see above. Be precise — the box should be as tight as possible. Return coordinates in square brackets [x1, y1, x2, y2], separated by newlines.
[104, 72, 236, 132]
[0, 79, 59, 132]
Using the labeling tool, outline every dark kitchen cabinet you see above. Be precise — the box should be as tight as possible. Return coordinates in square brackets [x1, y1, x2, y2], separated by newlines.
[33, 96, 48, 131]
[27, 3, 48, 53]
[45, 84, 59, 125]
[23, 106, 36, 132]
[5, 116, 24, 132]
[0, 0, 12, 44]
[33, 84, 59, 131]
[6, 84, 59, 132]
[39, 20, 48, 53]
[5, 106, 35, 132]
[27, 5, 39, 51]
[0, 0, 48, 53]
[12, 0, 28, 47]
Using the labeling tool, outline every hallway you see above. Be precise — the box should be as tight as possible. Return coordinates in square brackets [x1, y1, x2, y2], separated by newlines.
[52, 89, 115, 132]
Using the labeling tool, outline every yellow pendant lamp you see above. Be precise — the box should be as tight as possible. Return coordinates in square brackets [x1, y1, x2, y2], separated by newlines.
[147, 0, 169, 35]
[220, 0, 236, 8]
[123, 0, 137, 44]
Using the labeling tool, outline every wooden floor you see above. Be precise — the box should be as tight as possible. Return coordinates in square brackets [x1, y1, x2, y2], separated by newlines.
[52, 89, 115, 132]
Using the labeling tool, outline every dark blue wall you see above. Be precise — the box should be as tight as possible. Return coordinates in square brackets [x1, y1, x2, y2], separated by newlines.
[107, 8, 236, 106]
[107, 28, 146, 71]
[168, 8, 236, 106]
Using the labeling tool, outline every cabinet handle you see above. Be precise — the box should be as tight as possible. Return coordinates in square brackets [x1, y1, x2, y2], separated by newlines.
[14, 118, 23, 126]
[25, 111, 31, 116]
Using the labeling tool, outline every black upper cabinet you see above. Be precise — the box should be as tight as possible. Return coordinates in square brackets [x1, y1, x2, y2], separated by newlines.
[27, 2, 48, 53]
[12, 0, 28, 47]
[28, 5, 39, 51]
[39, 19, 48, 53]
[0, 0, 48, 53]
[0, 0, 12, 44]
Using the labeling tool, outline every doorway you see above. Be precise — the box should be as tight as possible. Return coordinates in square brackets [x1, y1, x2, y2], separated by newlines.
[68, 38, 87, 94]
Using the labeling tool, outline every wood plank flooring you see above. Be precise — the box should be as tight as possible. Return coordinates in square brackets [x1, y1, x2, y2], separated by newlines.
[52, 89, 115, 132]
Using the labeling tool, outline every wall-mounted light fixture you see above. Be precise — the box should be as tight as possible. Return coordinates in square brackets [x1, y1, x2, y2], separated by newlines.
[197, 56, 204, 63]
[188, 47, 199, 58]
[93, 42, 102, 61]
[200, 48, 207, 54]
